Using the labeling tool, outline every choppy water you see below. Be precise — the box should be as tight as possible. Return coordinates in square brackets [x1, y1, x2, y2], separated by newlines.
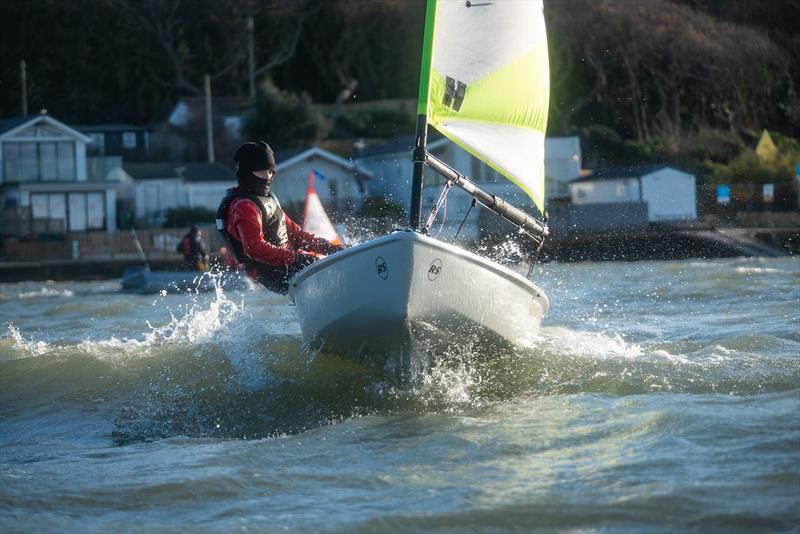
[1, 256, 798, 532]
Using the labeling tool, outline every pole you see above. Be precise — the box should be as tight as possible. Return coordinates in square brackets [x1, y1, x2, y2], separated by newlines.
[409, 0, 438, 230]
[20, 60, 28, 116]
[247, 15, 256, 99]
[205, 74, 215, 163]
[426, 153, 549, 238]
[409, 114, 428, 229]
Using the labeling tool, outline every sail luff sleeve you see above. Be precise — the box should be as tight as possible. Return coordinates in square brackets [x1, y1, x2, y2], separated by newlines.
[410, 0, 439, 229]
[416, 0, 439, 116]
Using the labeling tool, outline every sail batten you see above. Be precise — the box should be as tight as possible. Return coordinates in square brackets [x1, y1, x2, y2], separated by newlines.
[424, 0, 550, 212]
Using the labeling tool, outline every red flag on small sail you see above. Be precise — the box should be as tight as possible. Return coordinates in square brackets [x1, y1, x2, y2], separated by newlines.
[303, 170, 341, 246]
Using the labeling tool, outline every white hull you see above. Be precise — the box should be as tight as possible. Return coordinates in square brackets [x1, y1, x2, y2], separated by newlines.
[289, 231, 548, 371]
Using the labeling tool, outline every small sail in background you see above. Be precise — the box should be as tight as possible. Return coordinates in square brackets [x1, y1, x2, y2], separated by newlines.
[421, 0, 550, 213]
[303, 170, 341, 246]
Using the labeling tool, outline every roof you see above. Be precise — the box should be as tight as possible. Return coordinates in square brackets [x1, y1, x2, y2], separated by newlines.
[0, 114, 92, 142]
[278, 146, 374, 179]
[358, 134, 446, 158]
[123, 162, 234, 182]
[123, 163, 180, 180]
[570, 165, 688, 183]
[177, 162, 234, 182]
[74, 123, 152, 133]
[0, 115, 39, 135]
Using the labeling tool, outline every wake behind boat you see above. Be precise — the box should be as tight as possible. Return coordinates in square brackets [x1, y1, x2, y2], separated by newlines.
[290, 0, 551, 373]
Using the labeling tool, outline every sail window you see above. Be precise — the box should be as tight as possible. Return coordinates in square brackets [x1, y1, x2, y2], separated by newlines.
[443, 77, 467, 111]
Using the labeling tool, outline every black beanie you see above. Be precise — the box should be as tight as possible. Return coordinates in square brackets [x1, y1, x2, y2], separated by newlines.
[234, 141, 276, 176]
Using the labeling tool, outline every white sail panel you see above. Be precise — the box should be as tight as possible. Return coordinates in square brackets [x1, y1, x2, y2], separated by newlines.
[427, 0, 549, 212]
[438, 121, 546, 209]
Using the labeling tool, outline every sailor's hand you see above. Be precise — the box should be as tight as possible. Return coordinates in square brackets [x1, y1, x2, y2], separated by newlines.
[321, 241, 345, 255]
[292, 251, 318, 270]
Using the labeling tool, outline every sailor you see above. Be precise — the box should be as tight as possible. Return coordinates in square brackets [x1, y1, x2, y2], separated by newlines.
[176, 224, 209, 271]
[216, 141, 344, 294]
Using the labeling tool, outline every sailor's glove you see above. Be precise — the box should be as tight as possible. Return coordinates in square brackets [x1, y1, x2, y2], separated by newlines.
[314, 238, 345, 255]
[292, 251, 318, 270]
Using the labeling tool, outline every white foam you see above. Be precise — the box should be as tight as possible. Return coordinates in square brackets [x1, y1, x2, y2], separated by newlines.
[3, 323, 51, 358]
[734, 267, 784, 274]
[17, 287, 75, 299]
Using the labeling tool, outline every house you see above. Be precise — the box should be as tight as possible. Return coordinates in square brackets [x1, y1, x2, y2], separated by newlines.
[167, 96, 252, 161]
[355, 135, 582, 240]
[123, 146, 371, 226]
[272, 146, 373, 217]
[75, 123, 152, 161]
[124, 162, 234, 226]
[0, 112, 127, 234]
[570, 165, 697, 223]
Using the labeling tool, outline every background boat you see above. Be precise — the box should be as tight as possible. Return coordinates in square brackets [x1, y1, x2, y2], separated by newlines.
[120, 266, 255, 294]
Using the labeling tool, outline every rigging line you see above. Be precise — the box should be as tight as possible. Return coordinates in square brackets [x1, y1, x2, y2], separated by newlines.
[454, 198, 477, 240]
[526, 236, 545, 280]
[435, 191, 448, 237]
[422, 180, 453, 235]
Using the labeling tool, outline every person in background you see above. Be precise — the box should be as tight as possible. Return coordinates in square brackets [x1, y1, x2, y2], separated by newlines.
[176, 224, 209, 271]
[216, 140, 344, 294]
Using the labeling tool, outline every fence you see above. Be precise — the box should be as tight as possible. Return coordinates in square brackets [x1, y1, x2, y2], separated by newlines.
[2, 224, 224, 262]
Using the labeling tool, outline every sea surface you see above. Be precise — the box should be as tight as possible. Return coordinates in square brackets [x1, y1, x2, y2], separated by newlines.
[1, 256, 798, 533]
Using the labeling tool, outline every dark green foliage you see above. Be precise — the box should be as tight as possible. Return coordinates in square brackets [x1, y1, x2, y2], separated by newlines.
[244, 80, 325, 148]
[704, 135, 800, 185]
[164, 207, 216, 228]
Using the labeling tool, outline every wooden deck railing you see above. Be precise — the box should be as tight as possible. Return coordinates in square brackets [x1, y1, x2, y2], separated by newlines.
[2, 225, 225, 262]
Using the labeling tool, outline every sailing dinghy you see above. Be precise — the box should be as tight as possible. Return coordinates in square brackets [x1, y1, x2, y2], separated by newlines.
[289, 0, 551, 370]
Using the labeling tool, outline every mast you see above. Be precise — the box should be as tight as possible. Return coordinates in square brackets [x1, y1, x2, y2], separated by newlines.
[409, 0, 438, 230]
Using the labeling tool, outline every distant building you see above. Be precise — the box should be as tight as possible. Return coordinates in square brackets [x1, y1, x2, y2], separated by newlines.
[123, 146, 371, 226]
[0, 113, 128, 234]
[264, 147, 371, 221]
[123, 162, 233, 226]
[75, 123, 152, 161]
[167, 96, 252, 161]
[570, 165, 697, 223]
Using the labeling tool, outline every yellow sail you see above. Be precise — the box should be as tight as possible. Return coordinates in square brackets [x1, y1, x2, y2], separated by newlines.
[420, 0, 550, 212]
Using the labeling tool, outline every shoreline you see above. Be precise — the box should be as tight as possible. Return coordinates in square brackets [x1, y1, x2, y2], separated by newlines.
[0, 228, 796, 283]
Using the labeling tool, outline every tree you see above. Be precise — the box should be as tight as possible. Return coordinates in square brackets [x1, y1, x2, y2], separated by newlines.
[244, 79, 325, 148]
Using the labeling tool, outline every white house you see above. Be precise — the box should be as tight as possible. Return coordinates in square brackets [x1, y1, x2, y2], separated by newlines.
[125, 162, 238, 225]
[272, 146, 373, 214]
[0, 112, 125, 234]
[570, 165, 697, 222]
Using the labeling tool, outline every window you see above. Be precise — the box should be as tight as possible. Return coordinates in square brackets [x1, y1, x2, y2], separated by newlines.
[616, 182, 626, 198]
[31, 193, 72, 231]
[57, 142, 75, 180]
[68, 193, 87, 231]
[1, 141, 75, 182]
[40, 142, 58, 180]
[86, 192, 105, 229]
[3, 143, 20, 181]
[123, 132, 137, 149]
[20, 143, 37, 182]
